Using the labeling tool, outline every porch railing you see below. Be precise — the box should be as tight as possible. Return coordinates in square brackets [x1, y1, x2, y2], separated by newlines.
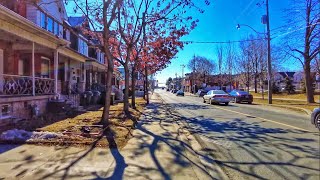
[0, 74, 55, 96]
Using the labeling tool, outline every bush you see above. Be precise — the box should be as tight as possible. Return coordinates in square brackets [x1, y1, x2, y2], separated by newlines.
[272, 82, 280, 94]
[285, 77, 295, 94]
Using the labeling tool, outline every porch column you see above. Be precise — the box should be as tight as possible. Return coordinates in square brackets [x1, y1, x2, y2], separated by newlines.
[54, 49, 59, 94]
[32, 42, 35, 96]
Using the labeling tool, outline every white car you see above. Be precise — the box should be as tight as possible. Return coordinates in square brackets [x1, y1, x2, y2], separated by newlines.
[203, 90, 232, 105]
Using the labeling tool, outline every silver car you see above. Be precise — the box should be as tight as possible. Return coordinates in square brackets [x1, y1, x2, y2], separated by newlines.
[203, 90, 232, 105]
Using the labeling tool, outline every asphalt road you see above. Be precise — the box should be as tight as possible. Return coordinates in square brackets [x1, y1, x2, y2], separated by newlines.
[157, 89, 320, 180]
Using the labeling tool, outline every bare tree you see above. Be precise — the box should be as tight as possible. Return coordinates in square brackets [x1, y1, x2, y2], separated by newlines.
[187, 56, 216, 85]
[216, 45, 225, 88]
[282, 0, 319, 103]
[225, 42, 235, 89]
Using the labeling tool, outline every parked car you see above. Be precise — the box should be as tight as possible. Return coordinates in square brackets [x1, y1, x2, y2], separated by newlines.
[166, 88, 170, 91]
[196, 89, 208, 97]
[203, 90, 232, 105]
[176, 90, 184, 96]
[172, 89, 178, 93]
[229, 90, 253, 104]
[311, 108, 320, 129]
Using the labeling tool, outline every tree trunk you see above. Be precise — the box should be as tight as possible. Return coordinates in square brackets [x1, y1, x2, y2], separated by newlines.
[101, 55, 114, 126]
[254, 75, 258, 93]
[123, 62, 130, 114]
[131, 64, 137, 109]
[145, 65, 149, 104]
[143, 74, 146, 100]
[261, 84, 264, 100]
[304, 62, 315, 103]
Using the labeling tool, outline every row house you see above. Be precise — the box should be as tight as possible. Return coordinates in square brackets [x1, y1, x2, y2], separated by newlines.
[0, 1, 115, 120]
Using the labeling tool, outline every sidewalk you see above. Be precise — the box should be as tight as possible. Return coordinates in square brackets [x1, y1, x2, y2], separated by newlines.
[0, 94, 226, 180]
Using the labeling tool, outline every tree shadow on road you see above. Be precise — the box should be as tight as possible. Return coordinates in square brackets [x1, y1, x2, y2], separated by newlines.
[169, 110, 320, 180]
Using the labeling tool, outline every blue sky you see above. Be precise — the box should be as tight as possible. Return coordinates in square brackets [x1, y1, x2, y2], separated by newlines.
[65, 0, 300, 84]
[154, 0, 300, 83]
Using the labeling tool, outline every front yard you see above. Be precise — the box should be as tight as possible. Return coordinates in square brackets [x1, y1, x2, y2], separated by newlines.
[0, 98, 146, 148]
[251, 92, 320, 101]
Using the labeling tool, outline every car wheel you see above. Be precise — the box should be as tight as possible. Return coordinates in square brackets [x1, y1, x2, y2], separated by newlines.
[248, 101, 252, 104]
[225, 102, 229, 106]
[315, 113, 320, 129]
[203, 98, 206, 103]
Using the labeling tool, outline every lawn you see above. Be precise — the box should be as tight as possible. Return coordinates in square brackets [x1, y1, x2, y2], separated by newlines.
[251, 92, 320, 101]
[253, 98, 320, 112]
[1, 98, 147, 148]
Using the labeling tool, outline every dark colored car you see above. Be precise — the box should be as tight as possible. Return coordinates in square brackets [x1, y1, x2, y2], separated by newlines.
[229, 90, 253, 104]
[196, 89, 208, 97]
[172, 89, 178, 93]
[311, 108, 320, 129]
[176, 90, 184, 96]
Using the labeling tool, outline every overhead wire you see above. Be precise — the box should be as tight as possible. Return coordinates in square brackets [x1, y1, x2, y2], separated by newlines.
[181, 38, 266, 44]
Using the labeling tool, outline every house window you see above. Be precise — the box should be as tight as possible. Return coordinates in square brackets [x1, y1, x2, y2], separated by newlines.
[41, 57, 50, 78]
[40, 12, 60, 36]
[40, 12, 46, 29]
[1, 104, 11, 117]
[100, 52, 105, 64]
[47, 17, 54, 32]
[54, 21, 59, 36]
[78, 38, 88, 56]
[18, 59, 24, 76]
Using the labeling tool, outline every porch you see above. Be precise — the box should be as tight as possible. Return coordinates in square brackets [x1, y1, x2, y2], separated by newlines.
[0, 29, 85, 120]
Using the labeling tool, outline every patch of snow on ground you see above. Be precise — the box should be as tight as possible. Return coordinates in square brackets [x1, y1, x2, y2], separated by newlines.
[0, 129, 62, 141]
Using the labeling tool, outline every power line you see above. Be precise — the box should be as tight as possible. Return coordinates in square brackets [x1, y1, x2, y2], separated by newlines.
[181, 38, 265, 44]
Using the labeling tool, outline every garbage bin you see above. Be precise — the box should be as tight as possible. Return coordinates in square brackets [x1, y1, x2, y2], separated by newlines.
[110, 93, 115, 105]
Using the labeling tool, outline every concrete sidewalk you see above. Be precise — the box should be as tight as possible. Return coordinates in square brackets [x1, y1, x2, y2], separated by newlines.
[0, 94, 226, 180]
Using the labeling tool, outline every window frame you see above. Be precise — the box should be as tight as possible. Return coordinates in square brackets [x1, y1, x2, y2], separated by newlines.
[40, 56, 50, 78]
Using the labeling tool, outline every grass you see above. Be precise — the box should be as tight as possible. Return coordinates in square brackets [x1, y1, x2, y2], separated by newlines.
[251, 91, 320, 101]
[253, 98, 320, 113]
[1, 98, 147, 148]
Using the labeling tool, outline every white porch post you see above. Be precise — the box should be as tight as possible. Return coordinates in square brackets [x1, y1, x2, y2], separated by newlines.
[54, 49, 59, 94]
[32, 42, 35, 96]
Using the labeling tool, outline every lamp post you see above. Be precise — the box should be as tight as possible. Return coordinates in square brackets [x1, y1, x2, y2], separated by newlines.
[236, 0, 272, 104]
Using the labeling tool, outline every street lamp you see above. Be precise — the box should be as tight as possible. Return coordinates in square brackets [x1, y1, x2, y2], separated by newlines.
[236, 0, 272, 104]
[236, 24, 266, 35]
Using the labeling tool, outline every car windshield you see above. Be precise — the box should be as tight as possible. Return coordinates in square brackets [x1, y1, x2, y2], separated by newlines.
[212, 90, 227, 94]
[237, 91, 249, 95]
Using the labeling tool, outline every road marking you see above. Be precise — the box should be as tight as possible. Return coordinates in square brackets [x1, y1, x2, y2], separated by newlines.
[209, 104, 311, 132]
[160, 92, 311, 132]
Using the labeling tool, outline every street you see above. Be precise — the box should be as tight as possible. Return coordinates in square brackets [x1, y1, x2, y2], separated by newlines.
[158, 89, 320, 180]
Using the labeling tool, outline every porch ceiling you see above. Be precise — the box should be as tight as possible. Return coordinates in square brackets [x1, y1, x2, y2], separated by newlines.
[85, 60, 107, 72]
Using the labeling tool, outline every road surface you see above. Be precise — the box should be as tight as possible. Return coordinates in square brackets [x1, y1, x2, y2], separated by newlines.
[157, 89, 320, 180]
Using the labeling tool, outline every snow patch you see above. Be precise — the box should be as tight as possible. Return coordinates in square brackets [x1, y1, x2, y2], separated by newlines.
[0, 129, 62, 141]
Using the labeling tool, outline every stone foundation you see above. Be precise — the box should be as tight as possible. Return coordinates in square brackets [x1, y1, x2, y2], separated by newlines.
[0, 95, 53, 120]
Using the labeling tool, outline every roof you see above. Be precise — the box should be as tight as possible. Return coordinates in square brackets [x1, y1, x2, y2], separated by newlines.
[68, 16, 86, 27]
[278, 72, 295, 78]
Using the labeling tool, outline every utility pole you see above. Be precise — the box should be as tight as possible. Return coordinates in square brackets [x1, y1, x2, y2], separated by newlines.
[266, 0, 272, 104]
[192, 54, 196, 93]
[181, 64, 185, 91]
[175, 72, 178, 89]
